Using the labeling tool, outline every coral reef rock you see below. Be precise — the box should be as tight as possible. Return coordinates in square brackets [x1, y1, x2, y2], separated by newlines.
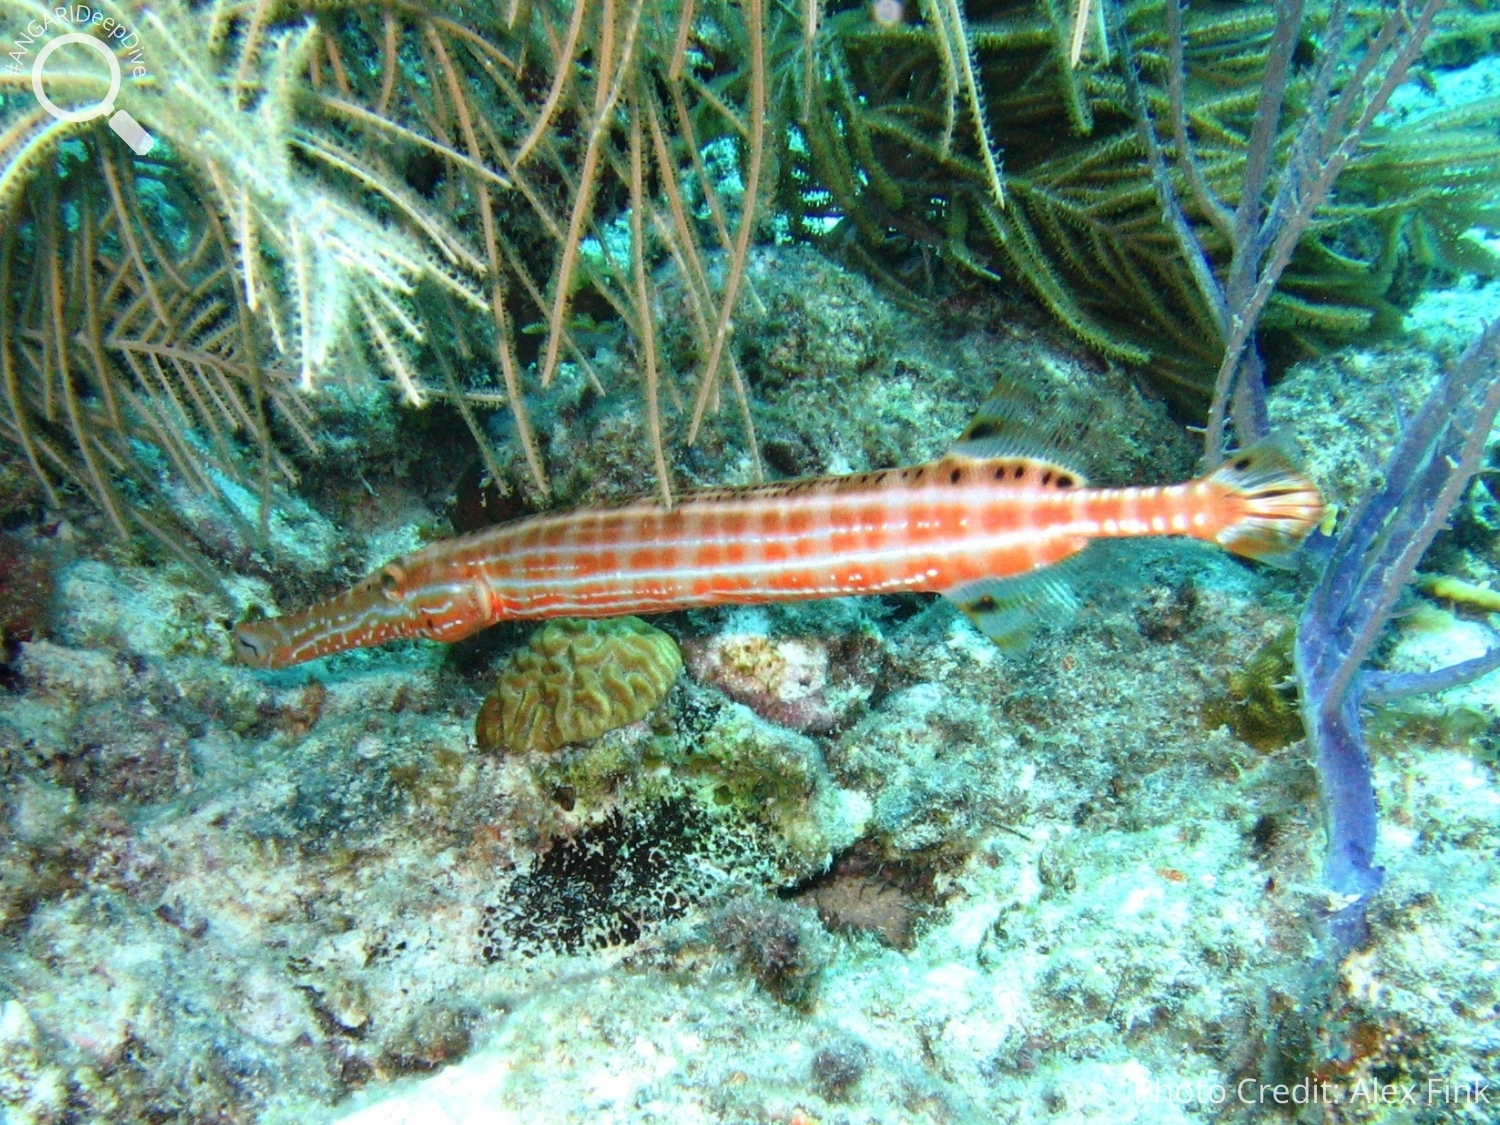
[685, 608, 879, 733]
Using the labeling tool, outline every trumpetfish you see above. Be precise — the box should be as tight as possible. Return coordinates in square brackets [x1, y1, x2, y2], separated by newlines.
[232, 378, 1323, 670]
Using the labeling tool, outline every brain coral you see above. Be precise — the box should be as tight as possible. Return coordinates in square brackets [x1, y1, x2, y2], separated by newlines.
[476, 617, 682, 754]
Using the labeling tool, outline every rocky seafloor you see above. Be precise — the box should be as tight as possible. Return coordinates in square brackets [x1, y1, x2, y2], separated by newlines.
[0, 244, 1497, 1125]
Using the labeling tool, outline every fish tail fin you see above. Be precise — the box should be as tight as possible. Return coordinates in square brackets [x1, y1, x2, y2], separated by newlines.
[1205, 434, 1325, 567]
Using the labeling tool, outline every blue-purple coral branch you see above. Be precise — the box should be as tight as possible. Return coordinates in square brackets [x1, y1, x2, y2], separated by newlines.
[1360, 641, 1500, 705]
[1297, 321, 1500, 949]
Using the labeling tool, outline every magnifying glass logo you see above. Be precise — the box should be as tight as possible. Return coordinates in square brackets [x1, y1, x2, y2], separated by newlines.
[30, 33, 155, 155]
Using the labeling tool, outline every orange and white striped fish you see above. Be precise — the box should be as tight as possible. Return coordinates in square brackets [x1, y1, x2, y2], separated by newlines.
[232, 379, 1323, 670]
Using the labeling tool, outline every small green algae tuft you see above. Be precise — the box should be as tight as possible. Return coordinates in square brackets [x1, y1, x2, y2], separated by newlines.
[1203, 626, 1305, 751]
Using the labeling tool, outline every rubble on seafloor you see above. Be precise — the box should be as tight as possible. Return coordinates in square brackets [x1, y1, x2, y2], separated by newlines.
[0, 249, 1495, 1124]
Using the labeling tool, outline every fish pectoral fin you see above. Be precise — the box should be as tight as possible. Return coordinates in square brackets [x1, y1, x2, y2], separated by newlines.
[943, 564, 1082, 652]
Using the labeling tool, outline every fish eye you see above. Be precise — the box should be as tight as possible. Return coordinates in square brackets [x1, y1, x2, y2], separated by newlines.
[379, 566, 404, 601]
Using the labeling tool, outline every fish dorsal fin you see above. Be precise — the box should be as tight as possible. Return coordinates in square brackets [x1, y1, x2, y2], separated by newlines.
[943, 551, 1091, 651]
[950, 373, 1092, 486]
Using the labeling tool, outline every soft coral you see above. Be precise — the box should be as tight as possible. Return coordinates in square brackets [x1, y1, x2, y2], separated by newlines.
[1297, 321, 1500, 949]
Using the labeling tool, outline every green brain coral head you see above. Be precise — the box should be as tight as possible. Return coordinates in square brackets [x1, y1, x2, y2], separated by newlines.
[476, 617, 683, 755]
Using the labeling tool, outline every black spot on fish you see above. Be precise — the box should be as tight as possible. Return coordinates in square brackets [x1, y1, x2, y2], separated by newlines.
[1056, 475, 1074, 488]
[1041, 471, 1052, 485]
[967, 421, 1002, 441]
[974, 596, 998, 612]
[1013, 465, 1025, 480]
[1233, 456, 1251, 471]
[950, 469, 962, 484]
